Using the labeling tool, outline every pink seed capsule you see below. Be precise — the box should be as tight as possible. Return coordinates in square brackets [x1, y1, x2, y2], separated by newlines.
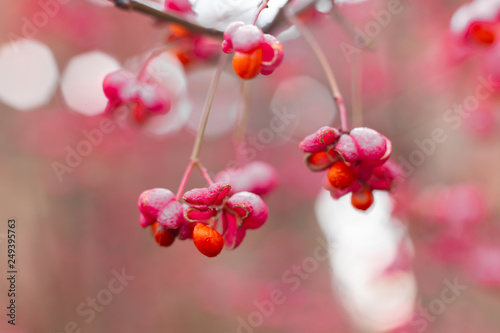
[260, 34, 284, 75]
[103, 69, 134, 102]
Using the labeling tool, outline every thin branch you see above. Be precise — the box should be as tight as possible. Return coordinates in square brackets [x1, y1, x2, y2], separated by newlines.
[330, 1, 376, 50]
[176, 160, 196, 200]
[254, 0, 269, 25]
[351, 52, 363, 127]
[111, 0, 318, 37]
[262, 0, 317, 34]
[190, 54, 230, 161]
[111, 0, 224, 38]
[287, 9, 349, 132]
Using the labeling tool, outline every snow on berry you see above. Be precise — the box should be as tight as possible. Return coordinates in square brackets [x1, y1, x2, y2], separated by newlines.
[300, 126, 399, 211]
[134, 182, 270, 255]
[300, 126, 390, 171]
[224, 191, 269, 249]
[222, 22, 284, 79]
[138, 188, 183, 229]
[183, 183, 232, 207]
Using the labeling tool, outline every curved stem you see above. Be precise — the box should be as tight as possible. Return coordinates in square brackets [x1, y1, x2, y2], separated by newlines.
[330, 1, 376, 50]
[190, 55, 229, 161]
[287, 10, 349, 132]
[137, 46, 172, 81]
[254, 0, 269, 25]
[196, 163, 215, 185]
[351, 52, 363, 127]
[175, 161, 196, 200]
[234, 80, 252, 165]
[175, 55, 228, 199]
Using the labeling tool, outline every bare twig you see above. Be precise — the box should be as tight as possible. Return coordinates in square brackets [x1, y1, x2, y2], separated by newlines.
[351, 52, 363, 127]
[330, 1, 376, 50]
[111, 0, 318, 37]
[111, 0, 224, 38]
[287, 9, 349, 132]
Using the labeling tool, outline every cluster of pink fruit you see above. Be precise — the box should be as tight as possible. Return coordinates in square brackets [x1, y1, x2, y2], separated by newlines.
[103, 69, 171, 124]
[299, 126, 401, 210]
[222, 21, 284, 80]
[137, 162, 277, 257]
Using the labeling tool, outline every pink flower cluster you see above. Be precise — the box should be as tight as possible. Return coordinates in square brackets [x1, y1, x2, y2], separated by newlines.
[103, 69, 171, 124]
[299, 126, 401, 210]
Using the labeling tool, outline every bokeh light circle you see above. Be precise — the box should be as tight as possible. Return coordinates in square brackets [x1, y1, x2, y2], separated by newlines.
[0, 39, 59, 111]
[61, 51, 120, 116]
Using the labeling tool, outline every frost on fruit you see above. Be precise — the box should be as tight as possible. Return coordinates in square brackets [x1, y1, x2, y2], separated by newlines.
[300, 126, 400, 211]
[138, 188, 183, 229]
[299, 126, 391, 172]
[183, 183, 232, 207]
[139, 182, 269, 255]
[222, 22, 284, 79]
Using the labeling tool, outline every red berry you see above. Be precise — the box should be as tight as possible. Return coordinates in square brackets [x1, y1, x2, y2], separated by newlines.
[152, 222, 176, 247]
[351, 188, 374, 211]
[167, 24, 191, 42]
[327, 161, 356, 190]
[467, 22, 496, 46]
[132, 101, 148, 124]
[306, 151, 334, 171]
[193, 223, 224, 257]
[232, 48, 263, 80]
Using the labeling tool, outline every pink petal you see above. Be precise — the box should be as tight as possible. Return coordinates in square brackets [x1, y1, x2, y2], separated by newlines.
[221, 39, 234, 54]
[212, 183, 232, 206]
[184, 206, 217, 222]
[334, 134, 359, 163]
[260, 34, 284, 76]
[368, 160, 402, 191]
[226, 192, 268, 230]
[137, 188, 176, 218]
[223, 212, 246, 250]
[299, 126, 341, 153]
[139, 213, 155, 228]
[183, 183, 231, 206]
[121, 82, 171, 114]
[349, 127, 387, 161]
[165, 0, 194, 14]
[103, 69, 134, 102]
[157, 200, 183, 229]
